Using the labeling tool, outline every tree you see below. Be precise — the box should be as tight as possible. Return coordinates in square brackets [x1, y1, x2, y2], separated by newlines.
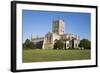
[53, 39, 58, 49]
[53, 39, 64, 50]
[29, 41, 35, 49]
[23, 39, 35, 49]
[23, 39, 30, 49]
[79, 39, 91, 49]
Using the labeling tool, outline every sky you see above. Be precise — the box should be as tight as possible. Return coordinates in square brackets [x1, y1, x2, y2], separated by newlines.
[22, 10, 91, 42]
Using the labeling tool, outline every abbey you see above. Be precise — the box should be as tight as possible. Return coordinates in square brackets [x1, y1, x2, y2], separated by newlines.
[31, 19, 80, 49]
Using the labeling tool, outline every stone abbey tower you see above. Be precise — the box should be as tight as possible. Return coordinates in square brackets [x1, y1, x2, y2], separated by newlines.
[52, 19, 64, 35]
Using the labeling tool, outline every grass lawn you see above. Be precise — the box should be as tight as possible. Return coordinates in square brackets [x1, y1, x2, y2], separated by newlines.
[22, 49, 91, 63]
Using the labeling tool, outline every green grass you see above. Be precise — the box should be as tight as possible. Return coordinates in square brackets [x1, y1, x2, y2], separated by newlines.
[22, 49, 91, 63]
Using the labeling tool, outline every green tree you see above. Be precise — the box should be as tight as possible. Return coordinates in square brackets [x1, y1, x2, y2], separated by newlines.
[79, 39, 91, 49]
[53, 39, 58, 49]
[23, 39, 30, 49]
[23, 39, 34, 49]
[29, 41, 35, 49]
[53, 39, 64, 50]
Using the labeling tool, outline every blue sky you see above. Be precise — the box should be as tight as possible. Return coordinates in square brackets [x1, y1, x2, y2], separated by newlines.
[22, 10, 91, 42]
